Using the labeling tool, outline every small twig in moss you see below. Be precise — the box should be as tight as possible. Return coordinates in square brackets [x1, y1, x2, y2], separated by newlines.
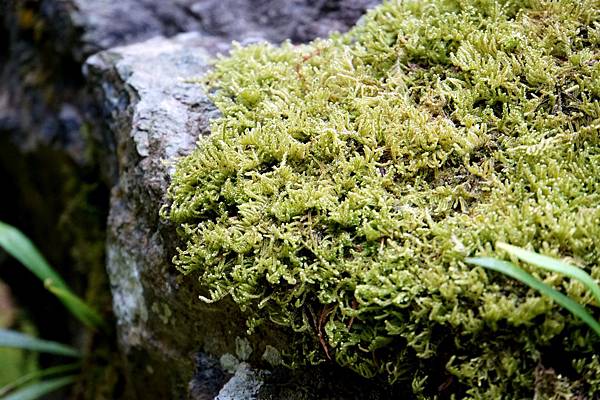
[315, 304, 334, 360]
[347, 299, 359, 331]
[294, 48, 323, 88]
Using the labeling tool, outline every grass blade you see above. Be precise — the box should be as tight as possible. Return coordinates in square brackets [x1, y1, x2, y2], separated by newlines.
[0, 364, 80, 397]
[45, 281, 106, 331]
[0, 221, 105, 330]
[1, 375, 77, 400]
[0, 329, 80, 358]
[497, 242, 600, 306]
[465, 257, 600, 337]
[0, 222, 66, 289]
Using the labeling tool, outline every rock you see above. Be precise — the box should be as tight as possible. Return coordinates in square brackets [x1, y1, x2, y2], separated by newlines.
[0, 0, 377, 216]
[84, 29, 407, 399]
[215, 363, 263, 400]
[189, 0, 380, 43]
[189, 353, 232, 400]
[85, 33, 233, 398]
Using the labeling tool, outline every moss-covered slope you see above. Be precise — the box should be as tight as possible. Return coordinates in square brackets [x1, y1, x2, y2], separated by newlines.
[164, 0, 600, 397]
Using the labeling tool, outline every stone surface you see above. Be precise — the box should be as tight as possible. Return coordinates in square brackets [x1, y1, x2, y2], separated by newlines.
[85, 33, 234, 399]
[84, 30, 406, 399]
[189, 0, 379, 43]
[71, 0, 379, 58]
[216, 363, 263, 400]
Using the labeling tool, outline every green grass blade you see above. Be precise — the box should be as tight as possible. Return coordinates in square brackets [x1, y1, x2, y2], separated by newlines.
[0, 364, 80, 397]
[0, 221, 105, 330]
[465, 257, 600, 337]
[497, 242, 600, 306]
[45, 282, 106, 331]
[0, 329, 80, 358]
[1, 375, 77, 400]
[0, 222, 66, 289]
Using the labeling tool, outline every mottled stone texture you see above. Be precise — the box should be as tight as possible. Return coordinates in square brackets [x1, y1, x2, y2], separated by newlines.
[1, 0, 388, 398]
[84, 34, 235, 399]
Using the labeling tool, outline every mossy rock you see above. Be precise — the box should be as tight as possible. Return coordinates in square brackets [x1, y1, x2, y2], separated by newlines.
[164, 0, 600, 397]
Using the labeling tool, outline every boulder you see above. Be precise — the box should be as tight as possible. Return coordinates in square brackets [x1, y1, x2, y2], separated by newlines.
[85, 30, 399, 399]
[85, 33, 230, 398]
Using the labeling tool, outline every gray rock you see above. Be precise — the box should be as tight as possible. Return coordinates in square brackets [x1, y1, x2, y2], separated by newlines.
[70, 0, 379, 59]
[85, 33, 238, 398]
[189, 0, 380, 43]
[216, 363, 263, 400]
[85, 30, 405, 399]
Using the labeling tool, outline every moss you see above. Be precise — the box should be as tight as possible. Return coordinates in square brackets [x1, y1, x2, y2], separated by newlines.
[163, 0, 600, 397]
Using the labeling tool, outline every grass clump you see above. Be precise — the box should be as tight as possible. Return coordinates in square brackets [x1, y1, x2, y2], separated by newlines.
[163, 0, 600, 397]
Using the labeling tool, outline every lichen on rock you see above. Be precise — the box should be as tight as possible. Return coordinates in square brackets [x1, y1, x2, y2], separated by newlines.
[163, 0, 600, 397]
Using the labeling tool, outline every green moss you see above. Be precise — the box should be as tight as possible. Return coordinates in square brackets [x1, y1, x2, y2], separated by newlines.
[163, 0, 600, 397]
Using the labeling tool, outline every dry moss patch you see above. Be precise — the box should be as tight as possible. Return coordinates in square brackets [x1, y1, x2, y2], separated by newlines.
[164, 0, 600, 397]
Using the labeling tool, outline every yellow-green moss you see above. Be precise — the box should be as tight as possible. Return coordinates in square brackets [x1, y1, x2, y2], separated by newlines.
[163, 0, 600, 397]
